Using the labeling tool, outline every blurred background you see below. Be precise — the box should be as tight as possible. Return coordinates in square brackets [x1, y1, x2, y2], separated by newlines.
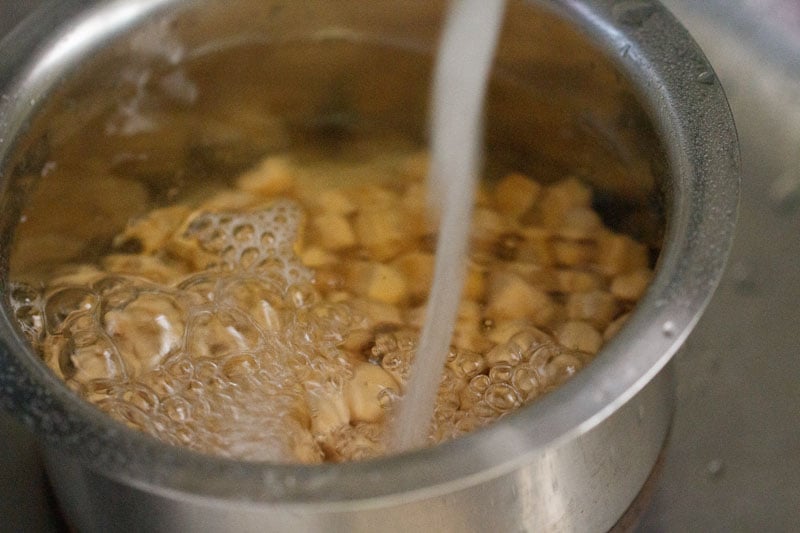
[1, 1, 798, 531]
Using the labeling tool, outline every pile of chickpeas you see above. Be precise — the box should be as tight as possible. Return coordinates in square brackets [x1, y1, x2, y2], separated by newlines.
[12, 150, 654, 462]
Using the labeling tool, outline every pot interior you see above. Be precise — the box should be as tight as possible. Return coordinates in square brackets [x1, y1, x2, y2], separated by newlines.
[2, 0, 665, 283]
[0, 0, 689, 495]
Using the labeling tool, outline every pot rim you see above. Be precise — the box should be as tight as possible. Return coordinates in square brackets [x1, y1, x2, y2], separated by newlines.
[0, 0, 739, 507]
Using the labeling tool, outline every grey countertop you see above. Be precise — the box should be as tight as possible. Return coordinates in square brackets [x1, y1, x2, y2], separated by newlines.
[640, 1, 800, 530]
[1, 1, 799, 531]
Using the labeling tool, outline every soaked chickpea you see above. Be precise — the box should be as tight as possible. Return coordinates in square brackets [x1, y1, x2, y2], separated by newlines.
[10, 147, 655, 463]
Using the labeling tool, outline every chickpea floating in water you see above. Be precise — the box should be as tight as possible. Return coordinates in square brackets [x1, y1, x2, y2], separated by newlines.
[10, 148, 656, 463]
[345, 363, 400, 423]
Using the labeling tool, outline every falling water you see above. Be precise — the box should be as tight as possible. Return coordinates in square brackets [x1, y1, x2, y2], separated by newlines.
[391, 0, 506, 453]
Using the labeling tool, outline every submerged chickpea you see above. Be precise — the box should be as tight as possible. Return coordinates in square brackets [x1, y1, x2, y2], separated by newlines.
[345, 363, 400, 423]
[15, 147, 656, 464]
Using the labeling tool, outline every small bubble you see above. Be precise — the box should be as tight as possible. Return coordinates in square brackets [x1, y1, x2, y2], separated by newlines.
[511, 365, 539, 397]
[233, 223, 255, 243]
[381, 353, 403, 371]
[546, 353, 583, 380]
[452, 350, 486, 379]
[221, 353, 259, 379]
[124, 385, 159, 411]
[662, 321, 676, 337]
[288, 283, 318, 308]
[472, 400, 496, 419]
[44, 288, 97, 334]
[258, 256, 284, 273]
[239, 247, 260, 269]
[488, 364, 513, 383]
[377, 388, 398, 409]
[705, 458, 724, 478]
[697, 70, 716, 85]
[9, 282, 39, 305]
[728, 262, 756, 293]
[40, 161, 57, 177]
[162, 396, 192, 422]
[221, 246, 237, 263]
[484, 382, 521, 412]
[468, 374, 491, 393]
[446, 347, 459, 363]
[260, 231, 276, 247]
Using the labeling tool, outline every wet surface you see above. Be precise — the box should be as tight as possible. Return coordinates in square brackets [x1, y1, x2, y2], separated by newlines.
[639, 1, 800, 530]
[1, 1, 799, 531]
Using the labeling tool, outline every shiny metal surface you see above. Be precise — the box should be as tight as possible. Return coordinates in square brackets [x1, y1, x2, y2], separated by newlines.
[0, 1, 738, 531]
[42, 369, 674, 533]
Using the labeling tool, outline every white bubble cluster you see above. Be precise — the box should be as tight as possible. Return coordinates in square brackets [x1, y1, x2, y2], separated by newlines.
[184, 199, 311, 287]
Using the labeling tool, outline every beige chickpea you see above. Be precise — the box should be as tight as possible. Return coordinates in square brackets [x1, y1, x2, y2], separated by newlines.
[312, 213, 357, 251]
[354, 207, 413, 261]
[538, 177, 593, 228]
[46, 264, 105, 288]
[545, 352, 585, 381]
[236, 155, 296, 197]
[552, 239, 596, 267]
[596, 231, 649, 276]
[114, 204, 192, 254]
[400, 182, 435, 238]
[393, 251, 435, 301]
[516, 228, 556, 267]
[300, 246, 338, 268]
[308, 388, 351, 436]
[102, 254, 186, 285]
[345, 184, 398, 211]
[347, 261, 409, 306]
[345, 363, 400, 423]
[506, 262, 559, 292]
[349, 299, 404, 328]
[290, 428, 324, 464]
[556, 321, 603, 354]
[314, 188, 357, 216]
[402, 151, 430, 182]
[453, 300, 492, 353]
[463, 261, 487, 301]
[556, 206, 602, 240]
[610, 268, 654, 301]
[566, 289, 619, 330]
[471, 207, 510, 253]
[556, 269, 604, 293]
[486, 319, 550, 346]
[493, 172, 541, 218]
[485, 270, 556, 326]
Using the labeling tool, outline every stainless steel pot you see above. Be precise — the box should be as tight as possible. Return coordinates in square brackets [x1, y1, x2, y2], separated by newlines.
[0, 1, 738, 531]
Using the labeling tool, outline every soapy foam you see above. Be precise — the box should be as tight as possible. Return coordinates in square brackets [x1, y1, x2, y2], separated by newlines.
[13, 202, 360, 462]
